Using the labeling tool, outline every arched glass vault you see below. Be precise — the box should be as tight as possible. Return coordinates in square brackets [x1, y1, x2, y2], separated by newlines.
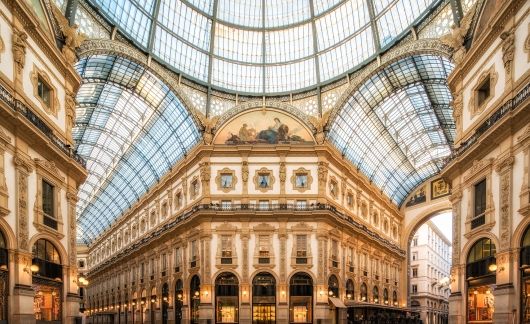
[74, 54, 201, 243]
[328, 55, 454, 205]
[82, 0, 445, 94]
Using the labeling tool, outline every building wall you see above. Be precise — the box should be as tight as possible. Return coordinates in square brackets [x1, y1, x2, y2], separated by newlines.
[0, 0, 86, 322]
[410, 221, 451, 324]
[445, 0, 530, 323]
[83, 144, 406, 323]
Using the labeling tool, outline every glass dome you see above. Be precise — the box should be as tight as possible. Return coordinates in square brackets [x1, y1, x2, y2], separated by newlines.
[87, 0, 441, 94]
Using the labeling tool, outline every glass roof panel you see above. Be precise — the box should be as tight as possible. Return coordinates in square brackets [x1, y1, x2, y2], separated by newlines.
[86, 0, 442, 94]
[328, 55, 454, 205]
[74, 55, 200, 244]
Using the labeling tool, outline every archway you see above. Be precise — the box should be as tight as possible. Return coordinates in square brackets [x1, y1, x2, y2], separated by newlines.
[405, 206, 452, 324]
[252, 272, 276, 324]
[0, 230, 7, 323]
[175, 279, 183, 324]
[466, 238, 496, 323]
[190, 275, 200, 324]
[162, 283, 169, 324]
[289, 272, 313, 323]
[215, 272, 239, 323]
[32, 238, 63, 322]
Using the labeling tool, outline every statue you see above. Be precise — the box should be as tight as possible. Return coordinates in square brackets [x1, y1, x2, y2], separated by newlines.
[12, 28, 27, 75]
[196, 111, 219, 145]
[52, 5, 86, 64]
[440, 4, 476, 65]
[309, 110, 331, 145]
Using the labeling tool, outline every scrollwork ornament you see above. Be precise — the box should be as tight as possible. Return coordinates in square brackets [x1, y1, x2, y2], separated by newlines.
[500, 27, 515, 79]
[12, 27, 27, 77]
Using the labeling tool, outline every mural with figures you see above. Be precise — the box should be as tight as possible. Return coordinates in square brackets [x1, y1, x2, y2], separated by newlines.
[214, 109, 314, 145]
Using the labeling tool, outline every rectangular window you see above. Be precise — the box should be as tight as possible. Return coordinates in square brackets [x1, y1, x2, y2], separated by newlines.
[191, 240, 198, 261]
[412, 285, 417, 294]
[161, 202, 168, 219]
[258, 235, 269, 256]
[221, 235, 232, 257]
[37, 76, 51, 107]
[161, 253, 167, 270]
[412, 252, 418, 261]
[477, 76, 491, 106]
[296, 235, 307, 257]
[42, 180, 54, 218]
[474, 179, 487, 217]
[413, 238, 418, 246]
[140, 263, 145, 278]
[331, 240, 338, 260]
[412, 268, 418, 278]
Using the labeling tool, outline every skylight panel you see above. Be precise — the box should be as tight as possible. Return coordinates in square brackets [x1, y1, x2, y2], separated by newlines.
[186, 0, 214, 15]
[265, 24, 313, 63]
[217, 0, 262, 27]
[265, 0, 311, 27]
[265, 58, 316, 93]
[313, 0, 341, 16]
[315, 0, 370, 51]
[157, 0, 212, 51]
[211, 59, 263, 93]
[214, 24, 262, 63]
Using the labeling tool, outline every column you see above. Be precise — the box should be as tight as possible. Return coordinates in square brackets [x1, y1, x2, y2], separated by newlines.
[448, 186, 464, 324]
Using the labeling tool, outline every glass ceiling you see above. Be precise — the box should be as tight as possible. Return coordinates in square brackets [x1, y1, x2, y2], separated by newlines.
[328, 55, 455, 205]
[74, 54, 201, 244]
[86, 0, 442, 94]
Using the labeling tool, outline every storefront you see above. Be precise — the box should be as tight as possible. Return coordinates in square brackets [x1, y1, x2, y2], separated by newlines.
[215, 272, 239, 323]
[252, 272, 276, 324]
[466, 238, 496, 323]
[162, 283, 169, 324]
[32, 239, 63, 323]
[289, 273, 313, 323]
[175, 279, 183, 324]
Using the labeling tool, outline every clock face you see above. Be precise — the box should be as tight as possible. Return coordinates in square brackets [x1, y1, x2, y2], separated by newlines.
[258, 174, 270, 188]
[296, 174, 308, 188]
[221, 174, 233, 188]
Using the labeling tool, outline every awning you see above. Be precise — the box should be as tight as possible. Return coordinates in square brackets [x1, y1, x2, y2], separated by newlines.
[329, 297, 347, 308]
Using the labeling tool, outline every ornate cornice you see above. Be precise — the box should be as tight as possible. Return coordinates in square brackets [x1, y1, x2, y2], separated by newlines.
[494, 153, 515, 173]
[463, 158, 494, 183]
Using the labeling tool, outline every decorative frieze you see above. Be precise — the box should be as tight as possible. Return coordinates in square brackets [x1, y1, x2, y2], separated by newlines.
[496, 153, 514, 250]
[500, 27, 515, 80]
[13, 154, 32, 251]
[0, 129, 10, 216]
[449, 186, 462, 264]
[12, 27, 27, 79]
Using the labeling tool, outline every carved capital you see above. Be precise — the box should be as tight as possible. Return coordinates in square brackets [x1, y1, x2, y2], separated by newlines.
[495, 154, 515, 173]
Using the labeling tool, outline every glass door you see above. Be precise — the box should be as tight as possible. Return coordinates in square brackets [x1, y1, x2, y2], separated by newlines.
[253, 304, 276, 324]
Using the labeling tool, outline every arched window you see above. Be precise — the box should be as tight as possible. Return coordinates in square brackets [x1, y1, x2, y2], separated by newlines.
[32, 239, 62, 279]
[360, 283, 367, 302]
[190, 275, 200, 324]
[467, 238, 496, 323]
[328, 275, 339, 298]
[466, 238, 496, 279]
[393, 290, 398, 306]
[289, 273, 313, 323]
[372, 286, 379, 304]
[383, 288, 389, 305]
[252, 272, 276, 323]
[345, 279, 354, 300]
[215, 272, 239, 323]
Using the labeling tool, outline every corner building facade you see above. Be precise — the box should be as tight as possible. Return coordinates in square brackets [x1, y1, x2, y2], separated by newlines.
[0, 0, 87, 322]
[84, 114, 406, 324]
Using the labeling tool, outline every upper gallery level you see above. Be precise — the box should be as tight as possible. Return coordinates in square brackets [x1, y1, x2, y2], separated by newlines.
[86, 108, 404, 270]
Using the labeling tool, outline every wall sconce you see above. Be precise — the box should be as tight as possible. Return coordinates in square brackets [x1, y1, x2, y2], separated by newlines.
[488, 264, 497, 272]
[194, 291, 200, 297]
[23, 263, 39, 274]
[150, 298, 156, 303]
[328, 290, 334, 296]
[203, 291, 209, 297]
[319, 290, 324, 296]
[346, 293, 352, 299]
[281, 291, 286, 296]
[242, 291, 247, 296]
[177, 293, 183, 300]
[163, 296, 168, 302]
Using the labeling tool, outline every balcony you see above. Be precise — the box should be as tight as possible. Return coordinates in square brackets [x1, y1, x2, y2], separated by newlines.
[471, 214, 486, 229]
[221, 257, 232, 264]
[296, 257, 308, 264]
[258, 257, 270, 264]
[43, 214, 58, 230]
[0, 83, 85, 167]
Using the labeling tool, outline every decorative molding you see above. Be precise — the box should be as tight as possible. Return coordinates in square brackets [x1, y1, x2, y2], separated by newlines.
[496, 153, 513, 250]
[290, 167, 313, 193]
[215, 168, 238, 193]
[12, 27, 28, 80]
[468, 66, 498, 117]
[500, 27, 515, 80]
[329, 176, 339, 199]
[463, 158, 494, 184]
[524, 24, 530, 62]
[65, 90, 76, 142]
[189, 176, 199, 200]
[30, 64, 60, 116]
[253, 167, 275, 193]
[0, 35, 4, 63]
